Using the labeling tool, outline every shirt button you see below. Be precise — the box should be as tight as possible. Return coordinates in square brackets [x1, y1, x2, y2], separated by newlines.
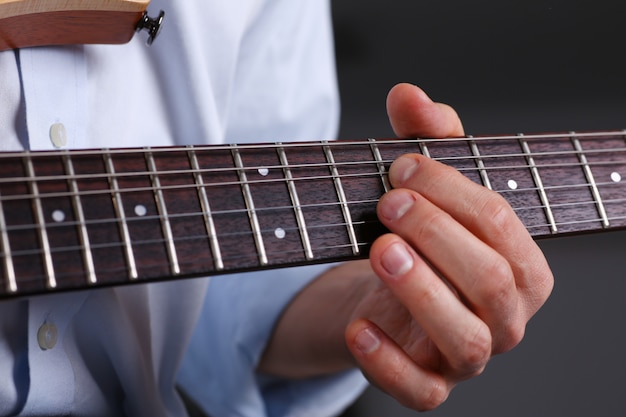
[37, 323, 59, 350]
[49, 123, 68, 148]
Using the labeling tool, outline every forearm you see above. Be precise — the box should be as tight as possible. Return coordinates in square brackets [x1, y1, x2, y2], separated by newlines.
[258, 260, 376, 379]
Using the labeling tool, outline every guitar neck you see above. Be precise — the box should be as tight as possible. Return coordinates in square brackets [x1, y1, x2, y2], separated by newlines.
[1, 131, 626, 299]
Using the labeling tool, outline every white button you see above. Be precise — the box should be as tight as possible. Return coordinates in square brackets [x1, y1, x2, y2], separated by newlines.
[37, 323, 59, 350]
[49, 123, 68, 148]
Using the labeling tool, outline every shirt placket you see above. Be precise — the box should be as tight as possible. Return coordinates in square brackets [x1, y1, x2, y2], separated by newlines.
[18, 46, 87, 152]
[17, 46, 88, 414]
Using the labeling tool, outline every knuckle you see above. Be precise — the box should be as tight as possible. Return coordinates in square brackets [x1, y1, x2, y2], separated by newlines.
[377, 359, 410, 394]
[396, 375, 450, 411]
[475, 192, 517, 241]
[414, 277, 447, 309]
[496, 319, 526, 354]
[414, 209, 451, 246]
[477, 254, 515, 308]
[451, 324, 492, 378]
[413, 378, 449, 411]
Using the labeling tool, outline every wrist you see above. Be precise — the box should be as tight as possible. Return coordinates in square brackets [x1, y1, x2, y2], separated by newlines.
[258, 260, 377, 379]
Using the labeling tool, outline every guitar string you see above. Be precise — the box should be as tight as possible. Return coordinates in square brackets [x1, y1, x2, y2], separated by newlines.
[0, 129, 624, 163]
[6, 206, 626, 287]
[0, 148, 626, 203]
[0, 128, 624, 200]
[0, 240, 371, 287]
[1, 132, 617, 288]
[2, 189, 625, 243]
[2, 139, 626, 186]
[1, 160, 626, 234]
[3, 201, 626, 284]
[2, 181, 626, 255]
[0, 169, 620, 207]
[5, 202, 624, 261]
[0, 156, 625, 233]
[1, 156, 626, 192]
[4, 210, 626, 287]
[0, 129, 625, 184]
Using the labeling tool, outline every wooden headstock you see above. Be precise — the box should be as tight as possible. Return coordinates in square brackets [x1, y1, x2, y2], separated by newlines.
[0, 0, 163, 51]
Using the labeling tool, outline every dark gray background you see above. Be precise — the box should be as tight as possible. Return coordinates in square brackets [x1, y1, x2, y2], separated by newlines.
[332, 1, 626, 416]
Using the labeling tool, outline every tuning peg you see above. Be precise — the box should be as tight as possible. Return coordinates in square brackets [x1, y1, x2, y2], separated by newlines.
[136, 10, 165, 46]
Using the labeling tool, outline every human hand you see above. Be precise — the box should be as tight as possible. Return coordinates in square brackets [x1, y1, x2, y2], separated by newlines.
[344, 83, 554, 410]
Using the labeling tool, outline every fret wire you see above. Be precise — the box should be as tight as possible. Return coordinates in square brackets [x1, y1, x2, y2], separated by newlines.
[187, 148, 224, 271]
[519, 136, 558, 234]
[323, 141, 360, 255]
[368, 138, 391, 192]
[24, 154, 57, 289]
[469, 137, 493, 190]
[63, 154, 97, 285]
[0, 192, 17, 293]
[276, 144, 314, 260]
[231, 145, 268, 266]
[418, 141, 431, 158]
[103, 152, 138, 280]
[146, 150, 180, 276]
[571, 134, 610, 228]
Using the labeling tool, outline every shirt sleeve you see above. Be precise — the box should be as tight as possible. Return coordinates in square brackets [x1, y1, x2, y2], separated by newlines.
[176, 265, 368, 417]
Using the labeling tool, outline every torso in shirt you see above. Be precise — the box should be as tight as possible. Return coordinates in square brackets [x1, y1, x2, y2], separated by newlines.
[0, 0, 339, 415]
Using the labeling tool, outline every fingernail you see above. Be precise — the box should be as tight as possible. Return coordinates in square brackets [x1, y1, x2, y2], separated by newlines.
[379, 190, 415, 221]
[390, 156, 419, 185]
[355, 327, 380, 354]
[381, 242, 414, 276]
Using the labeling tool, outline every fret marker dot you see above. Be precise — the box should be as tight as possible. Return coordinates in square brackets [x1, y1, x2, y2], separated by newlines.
[258, 168, 269, 176]
[274, 227, 286, 239]
[134, 204, 147, 217]
[507, 179, 518, 190]
[611, 172, 621, 183]
[51, 210, 65, 223]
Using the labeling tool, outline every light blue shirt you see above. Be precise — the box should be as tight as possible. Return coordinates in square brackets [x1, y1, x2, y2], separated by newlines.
[0, 0, 367, 415]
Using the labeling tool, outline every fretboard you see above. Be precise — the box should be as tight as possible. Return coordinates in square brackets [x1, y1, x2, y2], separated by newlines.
[1, 131, 626, 299]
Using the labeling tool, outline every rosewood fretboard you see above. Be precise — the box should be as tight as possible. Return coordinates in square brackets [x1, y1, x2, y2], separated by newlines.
[1, 131, 626, 299]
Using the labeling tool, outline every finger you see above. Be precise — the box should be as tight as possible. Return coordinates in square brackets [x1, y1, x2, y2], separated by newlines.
[345, 318, 451, 411]
[386, 83, 464, 139]
[376, 187, 524, 354]
[388, 154, 554, 325]
[368, 233, 492, 378]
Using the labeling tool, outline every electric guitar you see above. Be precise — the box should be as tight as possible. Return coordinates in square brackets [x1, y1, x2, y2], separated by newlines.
[0, 132, 625, 299]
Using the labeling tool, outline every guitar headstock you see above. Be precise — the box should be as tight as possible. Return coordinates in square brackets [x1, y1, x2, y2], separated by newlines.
[0, 0, 163, 51]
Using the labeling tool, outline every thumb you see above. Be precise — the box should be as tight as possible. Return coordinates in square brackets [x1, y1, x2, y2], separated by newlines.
[386, 83, 464, 138]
